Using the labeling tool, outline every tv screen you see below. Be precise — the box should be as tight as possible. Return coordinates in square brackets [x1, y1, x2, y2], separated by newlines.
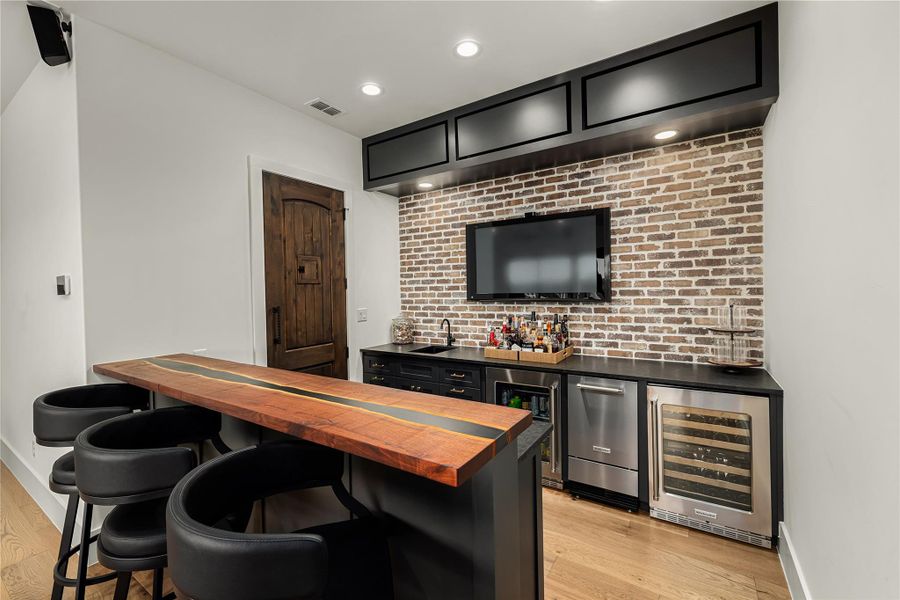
[466, 209, 611, 302]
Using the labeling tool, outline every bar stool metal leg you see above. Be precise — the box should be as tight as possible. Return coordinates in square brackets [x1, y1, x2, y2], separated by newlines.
[152, 567, 164, 600]
[113, 572, 131, 600]
[74, 502, 93, 600]
[50, 494, 79, 600]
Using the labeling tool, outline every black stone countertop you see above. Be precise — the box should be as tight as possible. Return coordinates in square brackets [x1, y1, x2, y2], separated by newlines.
[362, 343, 783, 396]
[516, 421, 552, 460]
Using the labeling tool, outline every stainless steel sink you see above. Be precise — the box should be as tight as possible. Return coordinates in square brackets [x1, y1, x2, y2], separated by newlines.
[409, 345, 453, 354]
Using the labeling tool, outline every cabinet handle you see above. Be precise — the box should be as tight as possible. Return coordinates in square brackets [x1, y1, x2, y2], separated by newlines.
[449, 372, 466, 379]
[577, 383, 624, 395]
[372, 362, 385, 368]
[371, 376, 384, 383]
[449, 387, 466, 394]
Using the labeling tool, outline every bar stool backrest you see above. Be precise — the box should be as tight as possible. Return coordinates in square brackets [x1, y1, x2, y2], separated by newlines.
[166, 441, 352, 600]
[74, 406, 221, 505]
[33, 383, 150, 447]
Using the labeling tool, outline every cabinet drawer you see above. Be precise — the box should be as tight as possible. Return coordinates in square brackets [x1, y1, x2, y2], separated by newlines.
[396, 361, 439, 382]
[568, 457, 638, 497]
[440, 365, 482, 388]
[363, 355, 394, 374]
[363, 372, 392, 387]
[393, 377, 440, 396]
[440, 384, 482, 402]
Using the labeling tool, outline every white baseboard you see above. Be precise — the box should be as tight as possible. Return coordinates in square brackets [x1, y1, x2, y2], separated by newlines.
[1, 438, 101, 562]
[779, 521, 813, 600]
[1, 438, 68, 529]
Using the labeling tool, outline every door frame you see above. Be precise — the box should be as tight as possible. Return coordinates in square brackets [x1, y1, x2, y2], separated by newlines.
[247, 155, 354, 372]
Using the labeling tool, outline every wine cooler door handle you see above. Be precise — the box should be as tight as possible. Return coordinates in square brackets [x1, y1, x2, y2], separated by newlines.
[576, 383, 625, 395]
[650, 395, 660, 502]
[550, 384, 561, 475]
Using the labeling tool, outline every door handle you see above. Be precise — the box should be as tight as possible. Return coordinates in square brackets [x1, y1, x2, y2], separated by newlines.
[577, 383, 624, 395]
[272, 307, 282, 345]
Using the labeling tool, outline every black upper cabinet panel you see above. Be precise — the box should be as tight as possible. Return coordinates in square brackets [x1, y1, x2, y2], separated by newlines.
[455, 84, 571, 160]
[362, 3, 777, 195]
[366, 122, 449, 180]
[583, 26, 761, 129]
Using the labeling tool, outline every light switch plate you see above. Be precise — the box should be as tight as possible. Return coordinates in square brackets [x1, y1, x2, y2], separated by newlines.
[56, 275, 70, 296]
[357, 308, 368, 323]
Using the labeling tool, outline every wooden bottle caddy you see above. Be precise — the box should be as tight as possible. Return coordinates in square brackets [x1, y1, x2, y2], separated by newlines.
[484, 345, 574, 364]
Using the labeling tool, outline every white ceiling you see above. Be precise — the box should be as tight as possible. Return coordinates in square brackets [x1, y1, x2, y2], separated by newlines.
[8, 1, 767, 136]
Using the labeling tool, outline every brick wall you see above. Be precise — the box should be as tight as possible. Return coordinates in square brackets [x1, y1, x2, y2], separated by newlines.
[398, 128, 764, 363]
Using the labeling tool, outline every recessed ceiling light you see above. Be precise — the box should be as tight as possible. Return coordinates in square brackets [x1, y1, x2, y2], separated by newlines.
[654, 129, 679, 140]
[360, 82, 383, 96]
[455, 39, 480, 58]
[417, 182, 434, 190]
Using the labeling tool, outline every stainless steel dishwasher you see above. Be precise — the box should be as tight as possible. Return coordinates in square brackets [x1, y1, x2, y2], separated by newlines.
[567, 375, 639, 506]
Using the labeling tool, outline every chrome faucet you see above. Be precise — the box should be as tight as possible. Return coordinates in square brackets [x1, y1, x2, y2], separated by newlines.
[441, 318, 455, 347]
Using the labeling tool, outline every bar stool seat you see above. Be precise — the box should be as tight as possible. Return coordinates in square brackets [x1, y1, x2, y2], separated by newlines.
[50, 451, 77, 489]
[99, 497, 169, 561]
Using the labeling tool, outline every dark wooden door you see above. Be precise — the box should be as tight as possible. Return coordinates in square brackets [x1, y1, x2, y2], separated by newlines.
[263, 172, 347, 378]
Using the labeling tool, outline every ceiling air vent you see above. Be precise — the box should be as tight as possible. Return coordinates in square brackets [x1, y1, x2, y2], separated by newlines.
[305, 98, 343, 117]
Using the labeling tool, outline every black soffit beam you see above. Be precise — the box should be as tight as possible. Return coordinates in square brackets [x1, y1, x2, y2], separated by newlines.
[362, 3, 778, 197]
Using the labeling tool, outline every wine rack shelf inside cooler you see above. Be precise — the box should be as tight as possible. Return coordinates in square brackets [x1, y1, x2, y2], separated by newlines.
[660, 404, 753, 512]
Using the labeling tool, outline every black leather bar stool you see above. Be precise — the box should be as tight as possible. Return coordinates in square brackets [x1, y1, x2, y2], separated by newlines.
[166, 441, 394, 600]
[74, 405, 224, 600]
[32, 383, 151, 600]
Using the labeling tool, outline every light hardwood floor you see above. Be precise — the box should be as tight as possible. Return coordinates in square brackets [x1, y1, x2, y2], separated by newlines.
[2, 464, 788, 600]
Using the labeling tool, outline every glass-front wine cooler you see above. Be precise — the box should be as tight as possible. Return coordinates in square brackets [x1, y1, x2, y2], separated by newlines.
[647, 385, 772, 547]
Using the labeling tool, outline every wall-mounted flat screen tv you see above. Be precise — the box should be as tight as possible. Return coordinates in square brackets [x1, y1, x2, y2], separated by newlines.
[465, 208, 611, 302]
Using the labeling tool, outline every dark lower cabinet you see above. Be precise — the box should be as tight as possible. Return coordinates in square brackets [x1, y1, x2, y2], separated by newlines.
[362, 352, 485, 403]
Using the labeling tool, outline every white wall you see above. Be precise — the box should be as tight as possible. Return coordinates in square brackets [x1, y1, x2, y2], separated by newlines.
[72, 17, 399, 381]
[0, 58, 86, 520]
[763, 2, 899, 599]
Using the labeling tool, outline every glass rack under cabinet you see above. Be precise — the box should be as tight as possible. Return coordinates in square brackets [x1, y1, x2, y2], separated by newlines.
[660, 404, 753, 512]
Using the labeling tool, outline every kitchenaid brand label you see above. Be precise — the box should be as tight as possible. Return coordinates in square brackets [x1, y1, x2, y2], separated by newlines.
[695, 508, 718, 520]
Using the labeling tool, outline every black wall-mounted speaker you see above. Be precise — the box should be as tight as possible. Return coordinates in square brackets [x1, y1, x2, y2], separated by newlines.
[27, 4, 71, 66]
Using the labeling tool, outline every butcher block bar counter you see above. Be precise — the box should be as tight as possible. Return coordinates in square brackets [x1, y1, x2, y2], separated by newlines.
[94, 353, 532, 486]
[94, 354, 548, 599]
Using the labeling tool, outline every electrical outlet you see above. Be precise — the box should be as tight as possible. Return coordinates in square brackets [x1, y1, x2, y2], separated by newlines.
[356, 308, 368, 323]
